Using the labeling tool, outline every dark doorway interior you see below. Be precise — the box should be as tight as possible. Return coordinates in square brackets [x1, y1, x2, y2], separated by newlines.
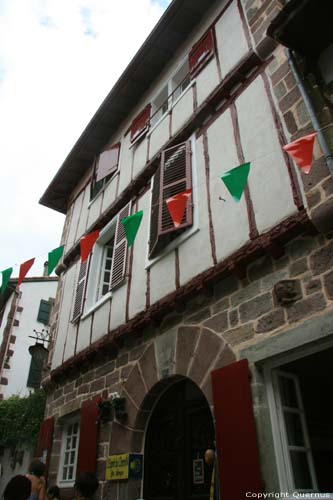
[143, 378, 215, 500]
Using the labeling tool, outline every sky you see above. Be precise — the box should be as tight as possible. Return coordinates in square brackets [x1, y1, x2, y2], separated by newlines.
[0, 0, 171, 280]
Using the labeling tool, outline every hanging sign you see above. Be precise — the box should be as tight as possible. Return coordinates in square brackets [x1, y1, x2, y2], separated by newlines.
[106, 453, 143, 481]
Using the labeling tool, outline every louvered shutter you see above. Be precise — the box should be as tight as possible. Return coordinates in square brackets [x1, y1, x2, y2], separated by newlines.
[96, 143, 120, 182]
[72, 259, 89, 322]
[76, 399, 99, 474]
[130, 104, 151, 143]
[35, 417, 54, 478]
[211, 359, 262, 500]
[109, 202, 131, 290]
[149, 141, 192, 257]
[189, 28, 215, 77]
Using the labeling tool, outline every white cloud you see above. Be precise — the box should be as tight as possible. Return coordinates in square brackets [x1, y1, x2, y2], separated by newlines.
[0, 0, 170, 278]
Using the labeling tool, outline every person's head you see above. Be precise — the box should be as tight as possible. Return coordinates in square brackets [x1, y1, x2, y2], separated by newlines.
[47, 485, 60, 499]
[28, 458, 45, 477]
[74, 472, 98, 499]
[3, 474, 31, 500]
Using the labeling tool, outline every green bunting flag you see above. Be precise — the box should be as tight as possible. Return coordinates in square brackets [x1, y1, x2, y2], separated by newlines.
[48, 245, 65, 275]
[121, 211, 143, 247]
[1, 267, 13, 295]
[220, 162, 251, 202]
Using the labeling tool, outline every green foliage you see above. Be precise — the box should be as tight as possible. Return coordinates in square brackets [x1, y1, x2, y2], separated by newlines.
[0, 390, 46, 450]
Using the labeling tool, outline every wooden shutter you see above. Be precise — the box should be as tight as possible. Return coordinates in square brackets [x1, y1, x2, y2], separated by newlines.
[109, 202, 131, 290]
[96, 143, 120, 182]
[189, 28, 215, 77]
[149, 141, 192, 257]
[211, 359, 262, 500]
[35, 416, 54, 478]
[72, 259, 89, 322]
[130, 104, 151, 143]
[77, 399, 99, 474]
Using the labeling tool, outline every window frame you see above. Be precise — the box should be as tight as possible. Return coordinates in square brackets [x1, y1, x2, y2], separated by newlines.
[90, 143, 121, 201]
[37, 299, 51, 325]
[57, 416, 80, 488]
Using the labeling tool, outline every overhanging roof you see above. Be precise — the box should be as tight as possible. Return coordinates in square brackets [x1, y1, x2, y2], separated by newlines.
[40, 0, 219, 214]
[267, 0, 333, 58]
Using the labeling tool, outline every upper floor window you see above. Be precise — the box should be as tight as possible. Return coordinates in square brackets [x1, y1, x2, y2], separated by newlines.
[189, 28, 215, 77]
[37, 299, 52, 325]
[149, 140, 193, 258]
[90, 143, 120, 200]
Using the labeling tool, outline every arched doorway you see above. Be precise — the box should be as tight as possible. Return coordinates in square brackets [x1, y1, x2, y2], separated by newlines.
[143, 378, 215, 500]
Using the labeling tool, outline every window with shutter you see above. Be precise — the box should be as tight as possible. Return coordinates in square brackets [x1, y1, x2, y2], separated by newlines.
[58, 417, 80, 486]
[76, 399, 99, 474]
[37, 299, 51, 324]
[72, 259, 89, 322]
[36, 417, 54, 479]
[189, 28, 215, 77]
[130, 104, 151, 143]
[91, 143, 120, 200]
[149, 141, 192, 258]
[211, 359, 262, 500]
[109, 202, 131, 290]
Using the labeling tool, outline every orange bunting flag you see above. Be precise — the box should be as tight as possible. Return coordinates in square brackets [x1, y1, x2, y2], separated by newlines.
[17, 258, 35, 288]
[166, 189, 192, 228]
[80, 230, 100, 262]
[283, 132, 316, 174]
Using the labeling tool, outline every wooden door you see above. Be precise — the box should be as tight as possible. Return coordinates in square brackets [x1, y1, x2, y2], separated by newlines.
[143, 379, 214, 500]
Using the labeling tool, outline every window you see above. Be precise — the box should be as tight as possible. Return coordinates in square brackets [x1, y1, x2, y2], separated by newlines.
[189, 28, 215, 77]
[151, 85, 169, 127]
[149, 140, 193, 258]
[172, 59, 191, 102]
[130, 104, 151, 143]
[90, 143, 120, 200]
[72, 203, 131, 321]
[37, 299, 51, 325]
[58, 418, 80, 486]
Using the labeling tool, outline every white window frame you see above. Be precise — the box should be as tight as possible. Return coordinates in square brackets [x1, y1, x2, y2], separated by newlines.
[82, 216, 117, 319]
[145, 134, 199, 269]
[57, 416, 80, 488]
[264, 341, 333, 499]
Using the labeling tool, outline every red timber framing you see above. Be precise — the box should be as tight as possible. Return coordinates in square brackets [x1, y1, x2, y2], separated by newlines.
[211, 359, 262, 499]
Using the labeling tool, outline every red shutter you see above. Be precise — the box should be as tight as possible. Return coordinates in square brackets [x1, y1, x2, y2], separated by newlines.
[77, 399, 99, 474]
[189, 28, 215, 77]
[211, 359, 262, 500]
[130, 104, 151, 143]
[35, 416, 54, 478]
[149, 141, 193, 258]
[109, 202, 131, 290]
[72, 259, 89, 322]
[96, 143, 120, 182]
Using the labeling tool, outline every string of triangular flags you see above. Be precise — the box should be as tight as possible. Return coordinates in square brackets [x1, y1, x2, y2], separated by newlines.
[0, 132, 317, 295]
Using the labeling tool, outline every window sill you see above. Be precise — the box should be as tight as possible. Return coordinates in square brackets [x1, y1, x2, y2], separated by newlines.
[81, 291, 112, 320]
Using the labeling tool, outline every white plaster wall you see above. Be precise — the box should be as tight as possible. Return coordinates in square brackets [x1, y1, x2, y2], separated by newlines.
[109, 282, 128, 330]
[215, 1, 249, 78]
[75, 186, 90, 242]
[76, 315, 92, 354]
[65, 191, 84, 253]
[148, 113, 170, 160]
[117, 131, 133, 195]
[171, 85, 194, 137]
[87, 192, 103, 229]
[0, 448, 32, 498]
[150, 250, 176, 305]
[236, 76, 296, 233]
[60, 264, 78, 362]
[178, 138, 213, 285]
[207, 108, 249, 262]
[91, 300, 110, 344]
[128, 194, 150, 319]
[2, 279, 58, 397]
[132, 137, 148, 180]
[101, 173, 119, 214]
[195, 59, 220, 108]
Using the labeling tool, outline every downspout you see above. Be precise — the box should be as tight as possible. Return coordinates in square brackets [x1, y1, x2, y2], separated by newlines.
[287, 48, 333, 179]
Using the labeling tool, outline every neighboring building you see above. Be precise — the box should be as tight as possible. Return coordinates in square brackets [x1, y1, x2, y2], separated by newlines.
[0, 269, 58, 494]
[39, 1, 333, 499]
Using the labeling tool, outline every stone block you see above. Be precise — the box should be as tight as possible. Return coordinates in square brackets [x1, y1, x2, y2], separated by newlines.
[323, 270, 333, 299]
[322, 178, 333, 197]
[139, 344, 158, 392]
[283, 111, 297, 134]
[286, 292, 326, 323]
[310, 241, 333, 275]
[311, 198, 333, 234]
[261, 269, 289, 292]
[239, 293, 273, 322]
[203, 311, 229, 333]
[222, 323, 255, 347]
[106, 370, 120, 387]
[124, 364, 146, 408]
[302, 158, 329, 192]
[229, 309, 239, 328]
[306, 189, 321, 209]
[231, 281, 262, 307]
[255, 309, 285, 333]
[95, 360, 116, 378]
[288, 236, 317, 260]
[184, 307, 211, 324]
[274, 279, 302, 306]
[116, 353, 129, 368]
[176, 326, 200, 376]
[212, 297, 230, 314]
[90, 377, 105, 393]
[188, 328, 222, 386]
[247, 255, 273, 282]
[305, 278, 322, 295]
[290, 258, 308, 277]
[214, 275, 239, 300]
[279, 87, 301, 114]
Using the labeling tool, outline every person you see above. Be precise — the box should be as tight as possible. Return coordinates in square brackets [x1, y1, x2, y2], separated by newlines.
[47, 485, 60, 500]
[74, 472, 99, 499]
[26, 458, 46, 500]
[3, 474, 31, 500]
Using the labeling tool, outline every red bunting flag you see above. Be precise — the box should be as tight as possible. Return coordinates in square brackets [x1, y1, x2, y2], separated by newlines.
[80, 230, 100, 262]
[283, 132, 316, 174]
[17, 258, 35, 288]
[166, 189, 192, 228]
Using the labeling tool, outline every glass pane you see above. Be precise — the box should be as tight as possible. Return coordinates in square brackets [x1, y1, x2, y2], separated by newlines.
[68, 466, 73, 479]
[63, 467, 68, 480]
[73, 422, 78, 434]
[72, 436, 77, 449]
[279, 376, 298, 408]
[284, 411, 304, 446]
[70, 451, 75, 464]
[102, 284, 109, 296]
[66, 437, 71, 449]
[64, 453, 69, 465]
[105, 259, 112, 270]
[290, 451, 313, 490]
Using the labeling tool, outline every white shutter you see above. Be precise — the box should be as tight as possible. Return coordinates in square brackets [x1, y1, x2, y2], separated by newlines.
[72, 259, 89, 322]
[109, 202, 131, 290]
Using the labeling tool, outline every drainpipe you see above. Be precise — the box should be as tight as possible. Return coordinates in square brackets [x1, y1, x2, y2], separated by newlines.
[287, 49, 333, 179]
